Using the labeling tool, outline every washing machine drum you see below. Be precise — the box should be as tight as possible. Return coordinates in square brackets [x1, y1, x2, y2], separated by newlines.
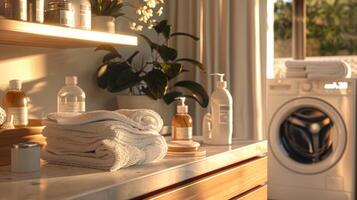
[280, 107, 333, 164]
[269, 98, 347, 174]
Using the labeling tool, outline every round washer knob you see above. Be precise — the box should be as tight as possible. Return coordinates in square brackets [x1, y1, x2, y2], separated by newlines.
[302, 82, 313, 92]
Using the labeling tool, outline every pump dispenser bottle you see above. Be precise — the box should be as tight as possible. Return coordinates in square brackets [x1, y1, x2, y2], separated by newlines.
[202, 73, 233, 145]
[168, 97, 206, 156]
[171, 97, 193, 140]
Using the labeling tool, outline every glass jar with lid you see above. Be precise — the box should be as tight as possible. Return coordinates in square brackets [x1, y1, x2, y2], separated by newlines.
[44, 0, 74, 27]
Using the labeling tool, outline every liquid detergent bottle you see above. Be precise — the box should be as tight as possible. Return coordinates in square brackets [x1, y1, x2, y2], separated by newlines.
[202, 73, 233, 145]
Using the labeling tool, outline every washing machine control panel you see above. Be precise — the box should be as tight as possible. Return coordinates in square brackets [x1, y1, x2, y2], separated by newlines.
[301, 82, 313, 92]
[268, 79, 353, 95]
[317, 80, 352, 95]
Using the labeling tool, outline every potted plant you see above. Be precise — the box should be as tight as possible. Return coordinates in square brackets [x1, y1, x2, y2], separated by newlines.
[95, 20, 209, 127]
[90, 0, 164, 33]
[90, 0, 124, 33]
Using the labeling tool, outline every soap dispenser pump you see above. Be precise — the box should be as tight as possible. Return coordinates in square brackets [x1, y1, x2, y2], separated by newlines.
[168, 97, 206, 157]
[172, 97, 192, 140]
[202, 73, 233, 145]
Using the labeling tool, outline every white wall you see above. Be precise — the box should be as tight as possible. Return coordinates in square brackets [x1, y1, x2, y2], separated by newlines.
[0, 44, 116, 118]
[0, 21, 159, 118]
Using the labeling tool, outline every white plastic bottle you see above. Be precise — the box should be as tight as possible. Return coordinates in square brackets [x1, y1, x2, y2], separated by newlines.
[57, 76, 86, 113]
[202, 73, 233, 145]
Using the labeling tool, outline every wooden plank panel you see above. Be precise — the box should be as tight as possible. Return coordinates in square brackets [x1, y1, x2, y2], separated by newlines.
[0, 18, 137, 48]
[234, 185, 267, 200]
[148, 157, 267, 200]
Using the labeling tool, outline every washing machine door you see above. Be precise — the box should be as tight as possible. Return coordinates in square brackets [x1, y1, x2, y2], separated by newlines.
[269, 97, 347, 174]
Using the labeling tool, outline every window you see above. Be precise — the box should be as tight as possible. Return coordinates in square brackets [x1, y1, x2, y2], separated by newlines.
[273, 0, 357, 78]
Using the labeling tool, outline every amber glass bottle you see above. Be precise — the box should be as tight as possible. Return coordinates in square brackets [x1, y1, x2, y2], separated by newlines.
[172, 97, 193, 140]
[2, 80, 28, 128]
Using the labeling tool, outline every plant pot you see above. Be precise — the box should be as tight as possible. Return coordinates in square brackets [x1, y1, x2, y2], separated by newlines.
[116, 95, 175, 134]
[92, 16, 115, 33]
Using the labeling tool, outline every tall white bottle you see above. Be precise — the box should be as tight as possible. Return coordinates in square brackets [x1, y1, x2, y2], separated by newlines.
[202, 73, 233, 145]
[57, 76, 86, 113]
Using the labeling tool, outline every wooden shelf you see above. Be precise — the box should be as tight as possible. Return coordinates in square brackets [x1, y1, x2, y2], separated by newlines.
[0, 18, 138, 48]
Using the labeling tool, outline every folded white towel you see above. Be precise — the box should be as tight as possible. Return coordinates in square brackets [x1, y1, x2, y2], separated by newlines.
[42, 139, 141, 171]
[41, 109, 168, 171]
[285, 61, 307, 70]
[285, 71, 306, 78]
[285, 60, 351, 79]
[42, 125, 167, 163]
[46, 109, 163, 133]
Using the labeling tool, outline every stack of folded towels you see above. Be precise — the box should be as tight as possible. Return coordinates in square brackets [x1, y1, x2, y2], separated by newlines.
[41, 109, 168, 171]
[285, 60, 352, 79]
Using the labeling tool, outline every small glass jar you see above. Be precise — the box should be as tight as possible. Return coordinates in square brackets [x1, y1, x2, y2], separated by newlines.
[44, 0, 74, 27]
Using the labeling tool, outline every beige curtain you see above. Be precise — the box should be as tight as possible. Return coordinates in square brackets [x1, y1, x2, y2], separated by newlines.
[167, 0, 265, 140]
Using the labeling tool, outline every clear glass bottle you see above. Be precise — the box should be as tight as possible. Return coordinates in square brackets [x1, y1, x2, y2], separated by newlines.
[172, 97, 193, 140]
[57, 76, 86, 113]
[45, 0, 74, 27]
[2, 80, 28, 128]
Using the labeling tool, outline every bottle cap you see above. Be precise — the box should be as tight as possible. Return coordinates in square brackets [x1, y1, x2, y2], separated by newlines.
[176, 97, 188, 114]
[9, 80, 22, 90]
[65, 76, 78, 85]
[211, 73, 227, 88]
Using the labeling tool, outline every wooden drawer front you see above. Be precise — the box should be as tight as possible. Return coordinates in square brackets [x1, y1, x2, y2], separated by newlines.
[150, 156, 267, 200]
[234, 185, 267, 200]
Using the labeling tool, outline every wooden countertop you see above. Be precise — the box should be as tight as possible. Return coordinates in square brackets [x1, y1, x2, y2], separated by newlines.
[0, 139, 267, 200]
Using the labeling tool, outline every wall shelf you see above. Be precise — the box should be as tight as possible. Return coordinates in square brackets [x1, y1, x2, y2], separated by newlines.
[0, 18, 138, 48]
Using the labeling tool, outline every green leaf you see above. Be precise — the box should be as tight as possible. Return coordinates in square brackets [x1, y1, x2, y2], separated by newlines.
[138, 34, 176, 60]
[96, 63, 109, 89]
[143, 69, 168, 99]
[90, 0, 123, 17]
[97, 62, 140, 93]
[175, 58, 205, 71]
[102, 52, 120, 63]
[163, 91, 183, 104]
[154, 20, 168, 33]
[154, 20, 171, 39]
[162, 63, 182, 79]
[90, 0, 100, 15]
[101, 0, 111, 15]
[173, 80, 209, 107]
[158, 45, 177, 61]
[110, 11, 125, 18]
[95, 45, 122, 58]
[112, 67, 140, 92]
[170, 32, 199, 41]
[163, 92, 206, 107]
[161, 25, 171, 39]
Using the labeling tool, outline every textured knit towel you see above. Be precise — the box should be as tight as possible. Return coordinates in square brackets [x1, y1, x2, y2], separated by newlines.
[41, 109, 167, 171]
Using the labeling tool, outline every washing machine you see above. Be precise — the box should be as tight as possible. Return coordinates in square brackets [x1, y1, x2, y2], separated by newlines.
[267, 79, 356, 200]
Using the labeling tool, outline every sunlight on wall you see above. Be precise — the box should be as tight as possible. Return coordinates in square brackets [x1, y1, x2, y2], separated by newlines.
[0, 54, 47, 90]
